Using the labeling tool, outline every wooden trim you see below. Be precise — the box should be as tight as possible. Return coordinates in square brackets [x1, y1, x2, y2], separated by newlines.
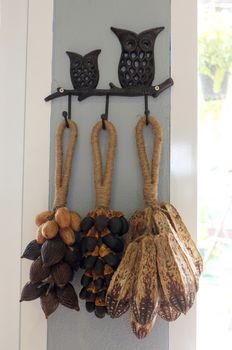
[169, 1, 197, 350]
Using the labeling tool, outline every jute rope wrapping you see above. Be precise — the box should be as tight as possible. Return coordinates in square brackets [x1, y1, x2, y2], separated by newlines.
[53, 119, 78, 209]
[135, 116, 163, 209]
[91, 120, 117, 208]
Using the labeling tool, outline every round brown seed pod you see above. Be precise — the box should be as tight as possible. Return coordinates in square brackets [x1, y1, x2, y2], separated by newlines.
[70, 211, 81, 231]
[59, 227, 75, 245]
[40, 291, 59, 319]
[35, 210, 53, 227]
[20, 282, 46, 302]
[42, 220, 59, 239]
[36, 225, 46, 244]
[64, 246, 80, 271]
[55, 207, 71, 228]
[56, 283, 79, 311]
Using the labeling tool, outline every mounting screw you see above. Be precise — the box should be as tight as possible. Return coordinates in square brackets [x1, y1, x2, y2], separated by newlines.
[59, 87, 65, 93]
[155, 85, 160, 91]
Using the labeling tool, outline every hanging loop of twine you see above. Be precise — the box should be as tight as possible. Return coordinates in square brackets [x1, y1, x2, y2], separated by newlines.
[135, 116, 163, 208]
[53, 119, 78, 209]
[91, 120, 117, 208]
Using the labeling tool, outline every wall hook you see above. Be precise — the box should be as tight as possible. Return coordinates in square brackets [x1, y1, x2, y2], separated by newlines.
[144, 95, 150, 125]
[101, 94, 109, 129]
[62, 111, 69, 128]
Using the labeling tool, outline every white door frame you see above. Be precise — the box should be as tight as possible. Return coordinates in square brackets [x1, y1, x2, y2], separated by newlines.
[0, 0, 197, 349]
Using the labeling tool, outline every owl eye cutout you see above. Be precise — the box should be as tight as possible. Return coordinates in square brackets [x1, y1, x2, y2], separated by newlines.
[124, 36, 137, 52]
[139, 36, 153, 51]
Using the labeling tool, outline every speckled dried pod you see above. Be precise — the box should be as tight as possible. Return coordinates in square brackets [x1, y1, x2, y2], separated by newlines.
[21, 240, 41, 260]
[35, 210, 53, 227]
[70, 211, 81, 231]
[59, 227, 75, 246]
[154, 209, 196, 314]
[106, 240, 138, 318]
[41, 236, 66, 267]
[40, 291, 59, 318]
[36, 225, 46, 244]
[131, 234, 159, 325]
[130, 309, 157, 340]
[161, 202, 203, 276]
[30, 257, 50, 284]
[52, 262, 73, 287]
[42, 220, 59, 239]
[158, 286, 181, 322]
[56, 283, 79, 311]
[20, 282, 46, 302]
[55, 207, 71, 228]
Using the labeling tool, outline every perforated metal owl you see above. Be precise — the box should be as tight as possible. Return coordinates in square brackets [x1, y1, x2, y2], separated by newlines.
[66, 49, 101, 89]
[111, 27, 164, 88]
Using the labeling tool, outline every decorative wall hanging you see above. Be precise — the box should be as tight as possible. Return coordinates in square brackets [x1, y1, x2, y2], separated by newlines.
[21, 119, 81, 318]
[106, 116, 203, 339]
[44, 26, 173, 123]
[79, 120, 129, 319]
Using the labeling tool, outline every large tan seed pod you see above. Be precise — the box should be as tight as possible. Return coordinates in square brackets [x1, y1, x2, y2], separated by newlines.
[42, 220, 59, 239]
[158, 284, 181, 321]
[59, 227, 75, 246]
[106, 240, 139, 318]
[35, 210, 53, 227]
[55, 207, 71, 228]
[154, 210, 196, 314]
[131, 233, 159, 325]
[36, 225, 46, 244]
[130, 308, 157, 340]
[161, 203, 203, 276]
[70, 211, 81, 231]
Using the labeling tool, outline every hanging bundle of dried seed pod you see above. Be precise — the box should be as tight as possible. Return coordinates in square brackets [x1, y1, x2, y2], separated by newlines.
[79, 120, 129, 319]
[21, 119, 81, 318]
[106, 116, 203, 339]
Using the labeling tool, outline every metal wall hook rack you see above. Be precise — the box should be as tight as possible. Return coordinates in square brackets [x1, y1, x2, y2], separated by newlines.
[45, 26, 174, 119]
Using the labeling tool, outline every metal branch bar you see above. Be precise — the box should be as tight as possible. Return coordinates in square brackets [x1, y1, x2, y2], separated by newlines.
[44, 78, 173, 102]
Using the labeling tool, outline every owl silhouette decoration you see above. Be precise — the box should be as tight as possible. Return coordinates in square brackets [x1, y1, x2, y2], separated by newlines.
[111, 27, 164, 88]
[66, 49, 101, 89]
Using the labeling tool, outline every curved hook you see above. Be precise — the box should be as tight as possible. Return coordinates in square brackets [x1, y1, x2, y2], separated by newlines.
[101, 94, 109, 129]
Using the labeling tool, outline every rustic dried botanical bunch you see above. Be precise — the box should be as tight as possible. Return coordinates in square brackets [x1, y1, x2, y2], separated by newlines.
[106, 116, 203, 339]
[79, 120, 129, 318]
[20, 120, 81, 318]
[79, 207, 128, 318]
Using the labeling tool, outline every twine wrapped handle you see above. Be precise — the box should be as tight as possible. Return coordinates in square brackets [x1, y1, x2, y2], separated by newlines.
[136, 116, 163, 208]
[53, 120, 78, 209]
[91, 120, 117, 208]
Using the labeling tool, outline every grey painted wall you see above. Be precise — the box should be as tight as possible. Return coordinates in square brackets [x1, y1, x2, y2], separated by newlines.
[48, 0, 170, 349]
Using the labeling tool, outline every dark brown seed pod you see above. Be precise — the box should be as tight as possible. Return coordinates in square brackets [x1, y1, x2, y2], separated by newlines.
[75, 231, 82, 244]
[105, 274, 114, 286]
[102, 234, 124, 253]
[86, 302, 95, 313]
[64, 246, 80, 271]
[81, 273, 93, 288]
[20, 282, 46, 302]
[85, 237, 98, 252]
[81, 216, 95, 232]
[21, 240, 42, 260]
[94, 278, 104, 289]
[80, 257, 86, 269]
[41, 236, 66, 267]
[108, 217, 122, 235]
[85, 291, 96, 303]
[79, 287, 87, 300]
[95, 215, 108, 232]
[119, 216, 129, 236]
[103, 253, 120, 267]
[51, 262, 73, 287]
[40, 291, 59, 318]
[56, 283, 79, 311]
[30, 257, 50, 284]
[85, 255, 97, 269]
[95, 306, 106, 318]
[97, 289, 106, 300]
[93, 258, 104, 275]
